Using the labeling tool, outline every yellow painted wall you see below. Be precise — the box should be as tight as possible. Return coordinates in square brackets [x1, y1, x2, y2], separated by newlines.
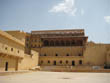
[0, 30, 39, 71]
[107, 52, 110, 65]
[0, 32, 25, 57]
[106, 46, 110, 65]
[84, 44, 109, 66]
[38, 46, 84, 66]
[6, 31, 26, 43]
[1, 29, 110, 71]
[0, 31, 24, 71]
[0, 56, 18, 71]
[39, 43, 110, 67]
[40, 56, 83, 66]
[18, 50, 39, 70]
[40, 46, 83, 56]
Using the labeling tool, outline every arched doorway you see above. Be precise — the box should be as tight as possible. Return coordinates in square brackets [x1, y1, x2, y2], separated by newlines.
[44, 40, 49, 46]
[72, 61, 75, 66]
[50, 40, 54, 46]
[55, 40, 60, 46]
[5, 62, 8, 71]
[53, 61, 56, 65]
[72, 40, 75, 46]
[66, 40, 70, 46]
[61, 40, 65, 46]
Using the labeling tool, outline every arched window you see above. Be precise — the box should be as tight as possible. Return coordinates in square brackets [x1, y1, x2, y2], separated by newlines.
[53, 61, 56, 65]
[78, 40, 83, 46]
[61, 40, 65, 46]
[66, 40, 70, 46]
[50, 40, 54, 46]
[34, 45, 36, 48]
[55, 40, 60, 46]
[72, 40, 75, 46]
[44, 40, 49, 46]
[79, 53, 82, 56]
[66, 60, 68, 64]
[79, 60, 82, 65]
[5, 47, 7, 50]
[66, 54, 69, 56]
[60, 60, 62, 64]
[18, 50, 19, 53]
[56, 53, 58, 56]
[48, 60, 50, 64]
[41, 61, 43, 64]
[44, 54, 47, 56]
[72, 60, 75, 66]
[11, 48, 13, 51]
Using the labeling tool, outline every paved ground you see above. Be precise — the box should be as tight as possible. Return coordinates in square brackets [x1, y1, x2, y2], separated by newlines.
[0, 71, 110, 83]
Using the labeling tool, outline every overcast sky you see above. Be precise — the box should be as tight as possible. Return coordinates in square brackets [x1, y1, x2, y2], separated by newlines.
[0, 0, 110, 43]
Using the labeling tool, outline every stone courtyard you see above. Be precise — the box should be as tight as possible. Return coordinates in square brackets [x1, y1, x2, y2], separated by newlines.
[0, 71, 110, 83]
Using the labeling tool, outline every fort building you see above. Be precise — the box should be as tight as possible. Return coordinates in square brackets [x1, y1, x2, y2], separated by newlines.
[27, 29, 88, 66]
[0, 30, 39, 71]
[0, 29, 110, 72]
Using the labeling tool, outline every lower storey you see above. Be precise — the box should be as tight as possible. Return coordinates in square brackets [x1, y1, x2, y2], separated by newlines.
[0, 56, 18, 71]
[39, 57, 83, 66]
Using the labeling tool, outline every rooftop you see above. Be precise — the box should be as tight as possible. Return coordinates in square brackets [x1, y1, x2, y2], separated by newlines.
[31, 29, 84, 35]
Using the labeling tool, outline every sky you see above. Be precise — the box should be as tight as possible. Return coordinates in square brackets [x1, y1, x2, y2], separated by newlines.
[0, 0, 110, 43]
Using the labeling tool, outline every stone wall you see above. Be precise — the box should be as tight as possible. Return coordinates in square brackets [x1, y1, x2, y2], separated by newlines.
[39, 46, 84, 66]
[0, 30, 39, 71]
[0, 56, 18, 71]
[84, 43, 110, 66]
[18, 50, 39, 70]
[6, 30, 26, 43]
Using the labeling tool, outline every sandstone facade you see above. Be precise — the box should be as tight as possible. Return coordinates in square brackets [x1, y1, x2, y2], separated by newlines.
[0, 29, 110, 71]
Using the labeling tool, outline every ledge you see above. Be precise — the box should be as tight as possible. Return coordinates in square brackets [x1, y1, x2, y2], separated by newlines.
[0, 51, 24, 59]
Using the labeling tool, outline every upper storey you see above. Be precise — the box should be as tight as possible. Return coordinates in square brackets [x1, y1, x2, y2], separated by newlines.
[26, 29, 88, 48]
[0, 30, 25, 59]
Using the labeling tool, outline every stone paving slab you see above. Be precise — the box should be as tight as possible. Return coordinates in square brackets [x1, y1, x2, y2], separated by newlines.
[0, 70, 30, 76]
[0, 71, 110, 83]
